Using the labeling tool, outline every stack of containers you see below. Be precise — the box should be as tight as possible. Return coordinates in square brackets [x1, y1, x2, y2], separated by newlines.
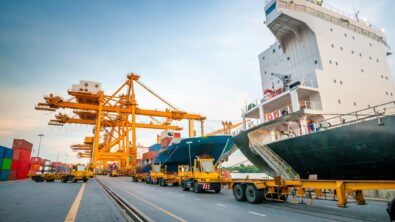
[52, 162, 64, 173]
[0, 146, 13, 181]
[11, 139, 33, 180]
[29, 157, 43, 176]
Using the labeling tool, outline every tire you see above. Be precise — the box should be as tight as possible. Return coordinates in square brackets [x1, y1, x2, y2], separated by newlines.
[61, 176, 68, 183]
[158, 178, 163, 186]
[246, 184, 264, 204]
[146, 177, 150, 184]
[72, 177, 77, 183]
[215, 188, 221, 193]
[163, 179, 168, 187]
[193, 181, 201, 193]
[233, 184, 246, 201]
[39, 177, 44, 182]
[181, 181, 189, 191]
[83, 178, 88, 183]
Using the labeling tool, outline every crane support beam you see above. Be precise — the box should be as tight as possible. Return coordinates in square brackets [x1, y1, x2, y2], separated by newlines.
[37, 97, 205, 120]
[50, 117, 182, 130]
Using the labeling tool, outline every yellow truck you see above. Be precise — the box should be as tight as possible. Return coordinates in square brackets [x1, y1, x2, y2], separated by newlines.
[179, 157, 223, 193]
[61, 165, 89, 183]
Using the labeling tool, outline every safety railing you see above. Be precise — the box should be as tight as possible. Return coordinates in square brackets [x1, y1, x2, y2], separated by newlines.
[275, 0, 388, 47]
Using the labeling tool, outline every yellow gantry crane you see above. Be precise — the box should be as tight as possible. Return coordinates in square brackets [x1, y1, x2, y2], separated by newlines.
[36, 73, 206, 172]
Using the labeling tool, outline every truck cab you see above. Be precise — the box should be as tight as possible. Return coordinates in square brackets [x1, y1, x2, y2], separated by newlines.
[180, 158, 223, 193]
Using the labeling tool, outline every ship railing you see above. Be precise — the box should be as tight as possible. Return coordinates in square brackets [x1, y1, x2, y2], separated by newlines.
[299, 100, 321, 111]
[317, 101, 395, 130]
[277, 0, 388, 47]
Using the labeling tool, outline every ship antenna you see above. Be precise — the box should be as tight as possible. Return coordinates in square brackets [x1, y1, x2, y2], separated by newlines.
[352, 1, 360, 21]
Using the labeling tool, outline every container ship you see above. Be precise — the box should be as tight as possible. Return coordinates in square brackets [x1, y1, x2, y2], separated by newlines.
[234, 0, 395, 180]
[154, 130, 235, 173]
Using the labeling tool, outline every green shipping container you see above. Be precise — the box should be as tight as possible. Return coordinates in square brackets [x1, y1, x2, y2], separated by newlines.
[2, 158, 12, 170]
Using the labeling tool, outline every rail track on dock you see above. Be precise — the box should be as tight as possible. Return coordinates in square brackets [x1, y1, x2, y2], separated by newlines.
[96, 178, 152, 222]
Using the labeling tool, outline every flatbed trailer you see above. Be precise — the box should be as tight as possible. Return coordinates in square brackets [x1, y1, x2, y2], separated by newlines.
[228, 176, 395, 219]
[131, 173, 148, 182]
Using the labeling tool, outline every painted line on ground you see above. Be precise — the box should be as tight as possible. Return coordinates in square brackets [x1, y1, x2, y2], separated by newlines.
[64, 183, 86, 222]
[216, 203, 226, 207]
[248, 211, 266, 217]
[111, 184, 188, 222]
[195, 198, 202, 201]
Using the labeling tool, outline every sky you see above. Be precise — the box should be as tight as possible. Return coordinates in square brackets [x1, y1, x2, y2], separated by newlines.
[0, 0, 394, 165]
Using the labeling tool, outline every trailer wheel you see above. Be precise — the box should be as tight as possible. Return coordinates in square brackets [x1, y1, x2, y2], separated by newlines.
[215, 188, 221, 193]
[388, 197, 395, 221]
[233, 184, 246, 201]
[72, 177, 77, 183]
[246, 184, 264, 204]
[61, 176, 68, 183]
[146, 177, 150, 184]
[39, 177, 44, 182]
[159, 178, 163, 186]
[83, 178, 88, 183]
[193, 181, 201, 193]
[163, 179, 168, 187]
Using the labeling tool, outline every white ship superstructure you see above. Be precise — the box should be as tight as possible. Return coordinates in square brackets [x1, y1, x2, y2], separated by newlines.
[242, 0, 395, 141]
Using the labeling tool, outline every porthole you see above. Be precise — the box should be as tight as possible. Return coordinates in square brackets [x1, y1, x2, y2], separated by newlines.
[386, 76, 388, 80]
[381, 75, 384, 79]
[273, 49, 276, 53]
[359, 53, 362, 57]
[340, 47, 343, 51]
[331, 44, 334, 48]
[262, 56, 265, 60]
[329, 60, 332, 64]
[333, 79, 337, 83]
[391, 92, 393, 96]
[335, 62, 338, 66]
[340, 81, 343, 85]
[386, 92, 389, 95]
[338, 99, 341, 104]
[330, 28, 333, 32]
[369, 56, 372, 60]
[354, 102, 357, 106]
[370, 43, 372, 46]
[344, 33, 347, 37]
[352, 36, 355, 40]
[287, 57, 290, 61]
[376, 59, 379, 63]
[314, 60, 318, 64]
[361, 69, 364, 73]
[351, 50, 354, 54]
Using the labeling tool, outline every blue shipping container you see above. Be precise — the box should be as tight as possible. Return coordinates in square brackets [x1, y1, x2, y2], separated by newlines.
[0, 169, 10, 181]
[0, 146, 6, 159]
[4, 148, 13, 159]
[0, 159, 3, 169]
[149, 144, 160, 152]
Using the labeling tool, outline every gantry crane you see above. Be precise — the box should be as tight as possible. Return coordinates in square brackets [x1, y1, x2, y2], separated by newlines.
[36, 73, 206, 172]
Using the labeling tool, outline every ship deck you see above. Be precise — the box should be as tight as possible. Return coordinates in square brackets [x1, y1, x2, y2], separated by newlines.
[0, 176, 391, 222]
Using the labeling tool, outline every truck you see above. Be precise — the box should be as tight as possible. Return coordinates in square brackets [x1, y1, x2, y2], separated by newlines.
[60, 165, 89, 183]
[145, 164, 179, 186]
[179, 157, 224, 193]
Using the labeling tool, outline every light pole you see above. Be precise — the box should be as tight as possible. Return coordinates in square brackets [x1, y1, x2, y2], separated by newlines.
[37, 133, 44, 158]
[186, 141, 193, 171]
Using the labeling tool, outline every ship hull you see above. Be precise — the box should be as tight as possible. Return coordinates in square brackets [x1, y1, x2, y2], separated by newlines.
[156, 136, 234, 173]
[234, 115, 395, 180]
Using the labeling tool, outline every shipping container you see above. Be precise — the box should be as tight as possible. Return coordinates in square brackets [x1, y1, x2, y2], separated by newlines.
[0, 146, 5, 159]
[9, 170, 17, 180]
[16, 167, 28, 179]
[0, 169, 10, 181]
[19, 150, 31, 161]
[2, 158, 12, 170]
[4, 148, 13, 159]
[149, 144, 161, 152]
[12, 139, 33, 152]
[13, 150, 21, 160]
[142, 151, 157, 160]
[30, 157, 43, 164]
[11, 160, 19, 170]
[0, 159, 2, 169]
[29, 163, 40, 171]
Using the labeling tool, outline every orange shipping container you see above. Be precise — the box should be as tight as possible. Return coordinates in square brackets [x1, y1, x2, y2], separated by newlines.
[29, 163, 41, 171]
[142, 151, 157, 160]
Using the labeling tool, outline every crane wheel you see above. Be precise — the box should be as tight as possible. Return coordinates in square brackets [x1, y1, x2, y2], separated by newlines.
[233, 184, 246, 201]
[61, 176, 68, 183]
[215, 188, 221, 193]
[83, 178, 88, 183]
[246, 184, 264, 204]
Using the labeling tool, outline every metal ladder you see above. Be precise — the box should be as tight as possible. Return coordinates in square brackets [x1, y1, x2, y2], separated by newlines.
[248, 136, 298, 179]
